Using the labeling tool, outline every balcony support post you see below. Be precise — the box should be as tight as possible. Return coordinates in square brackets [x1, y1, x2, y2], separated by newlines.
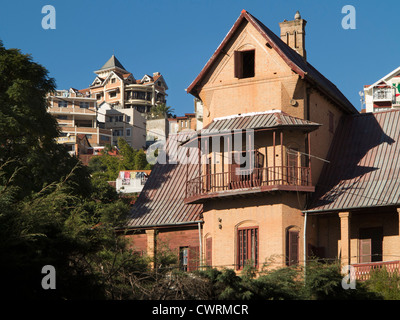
[280, 131, 284, 184]
[273, 130, 276, 184]
[339, 211, 351, 267]
[308, 132, 312, 185]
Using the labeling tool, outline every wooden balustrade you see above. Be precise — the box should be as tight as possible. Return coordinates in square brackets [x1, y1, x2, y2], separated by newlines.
[351, 260, 400, 281]
[186, 166, 311, 199]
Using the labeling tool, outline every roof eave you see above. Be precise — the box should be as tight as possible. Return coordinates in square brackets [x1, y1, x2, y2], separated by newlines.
[186, 10, 308, 98]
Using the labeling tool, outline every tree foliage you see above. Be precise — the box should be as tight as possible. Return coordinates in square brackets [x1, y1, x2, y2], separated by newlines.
[88, 138, 152, 184]
[148, 103, 175, 119]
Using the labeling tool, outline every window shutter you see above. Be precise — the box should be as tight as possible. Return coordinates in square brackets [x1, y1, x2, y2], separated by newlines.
[359, 239, 371, 263]
[287, 230, 299, 266]
[234, 51, 243, 78]
[206, 238, 212, 266]
[187, 246, 199, 272]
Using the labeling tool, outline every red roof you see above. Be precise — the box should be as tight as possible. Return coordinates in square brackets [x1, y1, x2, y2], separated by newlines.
[187, 10, 357, 115]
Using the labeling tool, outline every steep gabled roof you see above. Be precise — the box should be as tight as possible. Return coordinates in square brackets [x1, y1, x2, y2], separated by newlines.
[96, 55, 129, 73]
[305, 110, 400, 213]
[126, 132, 203, 228]
[187, 10, 357, 115]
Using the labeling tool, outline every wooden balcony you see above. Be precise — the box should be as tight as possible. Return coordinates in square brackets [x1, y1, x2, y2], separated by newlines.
[184, 166, 314, 204]
[351, 260, 400, 281]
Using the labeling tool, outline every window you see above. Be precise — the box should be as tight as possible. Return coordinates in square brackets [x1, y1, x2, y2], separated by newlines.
[114, 115, 123, 122]
[79, 102, 89, 109]
[109, 92, 117, 98]
[126, 116, 131, 123]
[111, 78, 116, 83]
[58, 100, 68, 108]
[126, 128, 131, 136]
[237, 227, 258, 269]
[206, 237, 212, 267]
[286, 228, 299, 266]
[179, 246, 199, 272]
[56, 115, 68, 120]
[234, 50, 255, 79]
[179, 247, 189, 271]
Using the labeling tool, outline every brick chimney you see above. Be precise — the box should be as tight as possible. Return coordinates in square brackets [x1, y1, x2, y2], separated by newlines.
[279, 11, 307, 60]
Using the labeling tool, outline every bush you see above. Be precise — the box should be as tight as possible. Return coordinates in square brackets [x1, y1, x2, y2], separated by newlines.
[365, 267, 400, 300]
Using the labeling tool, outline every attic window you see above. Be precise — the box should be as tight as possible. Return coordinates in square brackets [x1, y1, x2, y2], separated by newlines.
[234, 50, 255, 79]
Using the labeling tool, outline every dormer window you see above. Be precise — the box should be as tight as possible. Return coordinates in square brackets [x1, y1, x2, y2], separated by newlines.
[234, 50, 255, 79]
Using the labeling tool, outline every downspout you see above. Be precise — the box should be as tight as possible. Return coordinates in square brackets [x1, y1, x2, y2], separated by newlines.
[303, 212, 308, 281]
[198, 222, 202, 270]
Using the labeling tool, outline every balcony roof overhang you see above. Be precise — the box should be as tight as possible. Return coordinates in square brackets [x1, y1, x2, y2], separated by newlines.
[182, 110, 321, 147]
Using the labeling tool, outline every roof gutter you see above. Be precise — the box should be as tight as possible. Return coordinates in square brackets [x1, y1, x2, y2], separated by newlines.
[116, 220, 204, 232]
[302, 203, 400, 215]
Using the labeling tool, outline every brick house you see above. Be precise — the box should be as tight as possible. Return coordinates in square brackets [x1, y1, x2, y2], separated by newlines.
[123, 10, 400, 276]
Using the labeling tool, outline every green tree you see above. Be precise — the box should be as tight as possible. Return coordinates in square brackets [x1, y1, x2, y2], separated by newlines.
[149, 103, 175, 119]
[0, 41, 148, 299]
[88, 138, 152, 184]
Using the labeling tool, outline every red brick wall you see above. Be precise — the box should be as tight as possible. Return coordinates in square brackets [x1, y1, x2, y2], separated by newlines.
[125, 231, 147, 255]
[124, 226, 200, 256]
[157, 227, 200, 254]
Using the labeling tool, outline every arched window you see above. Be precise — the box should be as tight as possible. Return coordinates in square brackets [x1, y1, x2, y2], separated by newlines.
[236, 222, 259, 270]
[286, 226, 300, 266]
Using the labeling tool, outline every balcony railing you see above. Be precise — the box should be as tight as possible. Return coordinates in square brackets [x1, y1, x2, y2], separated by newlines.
[186, 166, 311, 202]
[373, 88, 394, 102]
[351, 260, 400, 281]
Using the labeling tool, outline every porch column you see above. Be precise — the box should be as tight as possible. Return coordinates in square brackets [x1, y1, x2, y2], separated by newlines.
[339, 212, 351, 266]
[146, 229, 156, 268]
[397, 208, 400, 245]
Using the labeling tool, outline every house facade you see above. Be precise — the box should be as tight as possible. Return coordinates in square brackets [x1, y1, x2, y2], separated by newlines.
[86, 55, 168, 147]
[97, 102, 147, 149]
[124, 10, 400, 277]
[182, 9, 356, 271]
[363, 66, 400, 113]
[89, 55, 168, 115]
[47, 88, 112, 155]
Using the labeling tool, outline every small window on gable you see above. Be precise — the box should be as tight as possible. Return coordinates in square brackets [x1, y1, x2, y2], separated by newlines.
[234, 49, 255, 79]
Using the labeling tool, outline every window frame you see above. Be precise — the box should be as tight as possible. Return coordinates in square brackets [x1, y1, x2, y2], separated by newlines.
[234, 49, 255, 79]
[237, 226, 259, 270]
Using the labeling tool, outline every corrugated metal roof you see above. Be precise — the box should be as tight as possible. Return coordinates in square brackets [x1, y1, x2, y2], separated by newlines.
[306, 110, 400, 213]
[126, 132, 203, 228]
[201, 111, 320, 134]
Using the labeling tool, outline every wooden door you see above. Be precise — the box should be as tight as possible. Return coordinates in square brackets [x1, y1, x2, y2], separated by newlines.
[359, 227, 383, 263]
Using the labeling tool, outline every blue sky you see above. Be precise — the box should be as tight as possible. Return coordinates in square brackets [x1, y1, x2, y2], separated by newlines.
[1, 0, 399, 115]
